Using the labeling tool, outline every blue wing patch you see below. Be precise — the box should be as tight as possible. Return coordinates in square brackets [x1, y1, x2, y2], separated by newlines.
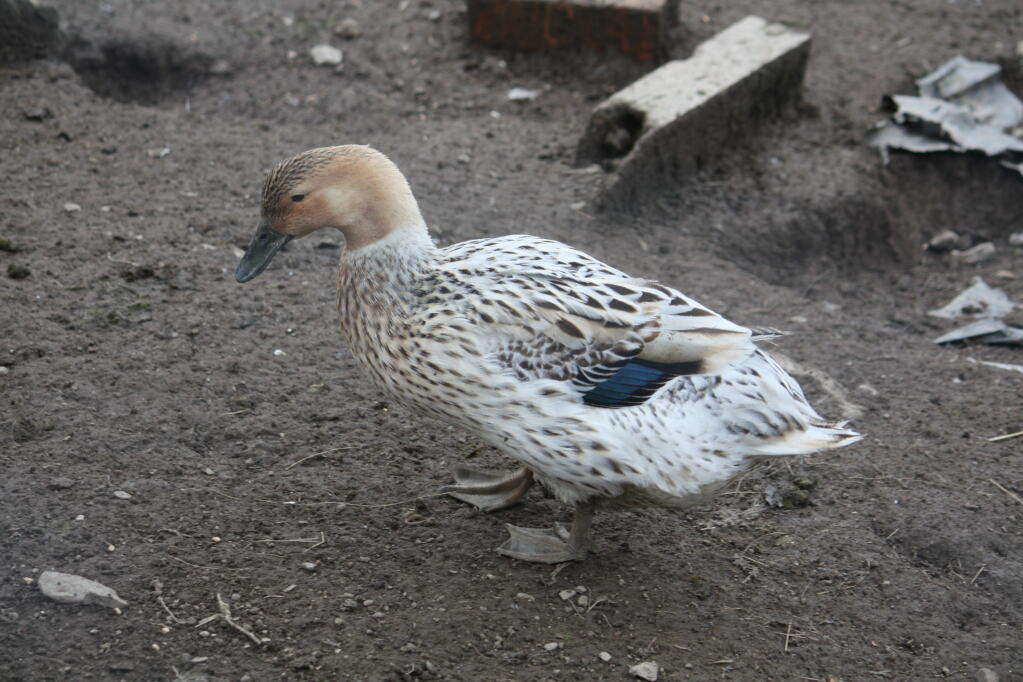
[583, 358, 702, 408]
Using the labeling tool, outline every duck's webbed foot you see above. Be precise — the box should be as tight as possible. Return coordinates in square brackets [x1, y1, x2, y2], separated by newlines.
[440, 466, 533, 512]
[496, 500, 595, 564]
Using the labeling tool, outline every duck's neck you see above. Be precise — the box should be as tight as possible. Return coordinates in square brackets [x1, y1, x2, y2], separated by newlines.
[338, 220, 438, 308]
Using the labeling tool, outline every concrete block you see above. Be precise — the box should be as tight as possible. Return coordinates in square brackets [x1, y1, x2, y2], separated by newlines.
[576, 16, 811, 205]
[466, 0, 679, 61]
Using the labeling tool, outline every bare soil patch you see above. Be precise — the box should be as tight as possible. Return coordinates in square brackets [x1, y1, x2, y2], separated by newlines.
[2, 1, 1022, 680]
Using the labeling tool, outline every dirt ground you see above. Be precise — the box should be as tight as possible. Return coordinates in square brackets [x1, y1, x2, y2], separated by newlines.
[2, 1, 1023, 680]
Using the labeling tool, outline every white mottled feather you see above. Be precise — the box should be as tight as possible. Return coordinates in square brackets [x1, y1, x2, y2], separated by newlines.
[336, 229, 861, 507]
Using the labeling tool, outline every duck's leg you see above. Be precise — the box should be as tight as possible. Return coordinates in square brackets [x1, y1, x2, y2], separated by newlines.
[496, 499, 595, 563]
[441, 466, 533, 512]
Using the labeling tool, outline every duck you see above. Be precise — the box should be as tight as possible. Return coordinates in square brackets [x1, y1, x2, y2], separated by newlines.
[235, 145, 862, 563]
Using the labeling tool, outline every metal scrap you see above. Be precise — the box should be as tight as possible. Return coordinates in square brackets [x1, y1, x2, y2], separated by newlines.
[929, 277, 1015, 319]
[868, 56, 1023, 177]
[930, 277, 1022, 345]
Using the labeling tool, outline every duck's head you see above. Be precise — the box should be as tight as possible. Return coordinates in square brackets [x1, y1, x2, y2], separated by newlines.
[235, 145, 423, 283]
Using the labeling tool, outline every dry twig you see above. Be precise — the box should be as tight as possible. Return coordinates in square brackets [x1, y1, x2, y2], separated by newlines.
[157, 595, 186, 624]
[285, 445, 356, 470]
[216, 592, 263, 646]
[989, 479, 1023, 506]
[988, 430, 1023, 443]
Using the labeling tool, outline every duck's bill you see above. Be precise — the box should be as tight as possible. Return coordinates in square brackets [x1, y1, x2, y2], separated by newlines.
[235, 217, 292, 283]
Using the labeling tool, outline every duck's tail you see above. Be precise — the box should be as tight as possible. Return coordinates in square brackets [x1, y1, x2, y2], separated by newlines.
[752, 419, 863, 456]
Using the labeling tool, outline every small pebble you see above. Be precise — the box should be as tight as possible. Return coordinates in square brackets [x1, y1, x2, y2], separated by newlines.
[1008, 231, 1023, 247]
[23, 107, 51, 122]
[310, 44, 343, 66]
[208, 60, 232, 75]
[514, 592, 534, 602]
[0, 366, 9, 376]
[925, 229, 963, 252]
[113, 490, 132, 500]
[301, 562, 317, 572]
[599, 651, 612, 662]
[543, 642, 559, 651]
[857, 383, 879, 396]
[558, 589, 576, 601]
[976, 668, 999, 682]
[951, 242, 996, 265]
[335, 18, 362, 39]
[426, 8, 441, 21]
[49, 477, 75, 489]
[630, 661, 659, 681]
[63, 202, 81, 213]
[508, 87, 541, 101]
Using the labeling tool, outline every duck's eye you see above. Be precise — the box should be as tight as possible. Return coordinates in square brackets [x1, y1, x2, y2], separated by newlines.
[291, 193, 305, 202]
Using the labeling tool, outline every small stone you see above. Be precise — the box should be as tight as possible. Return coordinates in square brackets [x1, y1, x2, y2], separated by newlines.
[558, 589, 577, 601]
[599, 651, 612, 662]
[63, 202, 81, 213]
[0, 366, 9, 376]
[146, 147, 171, 158]
[208, 59, 232, 75]
[514, 592, 534, 601]
[300, 562, 317, 571]
[335, 18, 362, 39]
[456, 153, 470, 164]
[951, 242, 996, 265]
[543, 642, 559, 651]
[49, 477, 75, 489]
[7, 264, 30, 280]
[576, 594, 589, 607]
[507, 87, 541, 101]
[273, 349, 286, 356]
[630, 661, 659, 681]
[976, 668, 999, 682]
[112, 490, 132, 500]
[994, 270, 1015, 280]
[1009, 231, 1023, 247]
[426, 8, 441, 21]
[925, 229, 963, 252]
[23, 107, 51, 122]
[38, 571, 127, 609]
[857, 383, 879, 396]
[310, 44, 343, 66]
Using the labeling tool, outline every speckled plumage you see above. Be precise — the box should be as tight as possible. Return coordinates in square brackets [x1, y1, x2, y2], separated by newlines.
[336, 227, 861, 507]
[238, 145, 861, 560]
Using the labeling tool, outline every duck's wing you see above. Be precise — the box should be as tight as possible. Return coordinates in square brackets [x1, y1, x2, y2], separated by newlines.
[440, 236, 755, 408]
